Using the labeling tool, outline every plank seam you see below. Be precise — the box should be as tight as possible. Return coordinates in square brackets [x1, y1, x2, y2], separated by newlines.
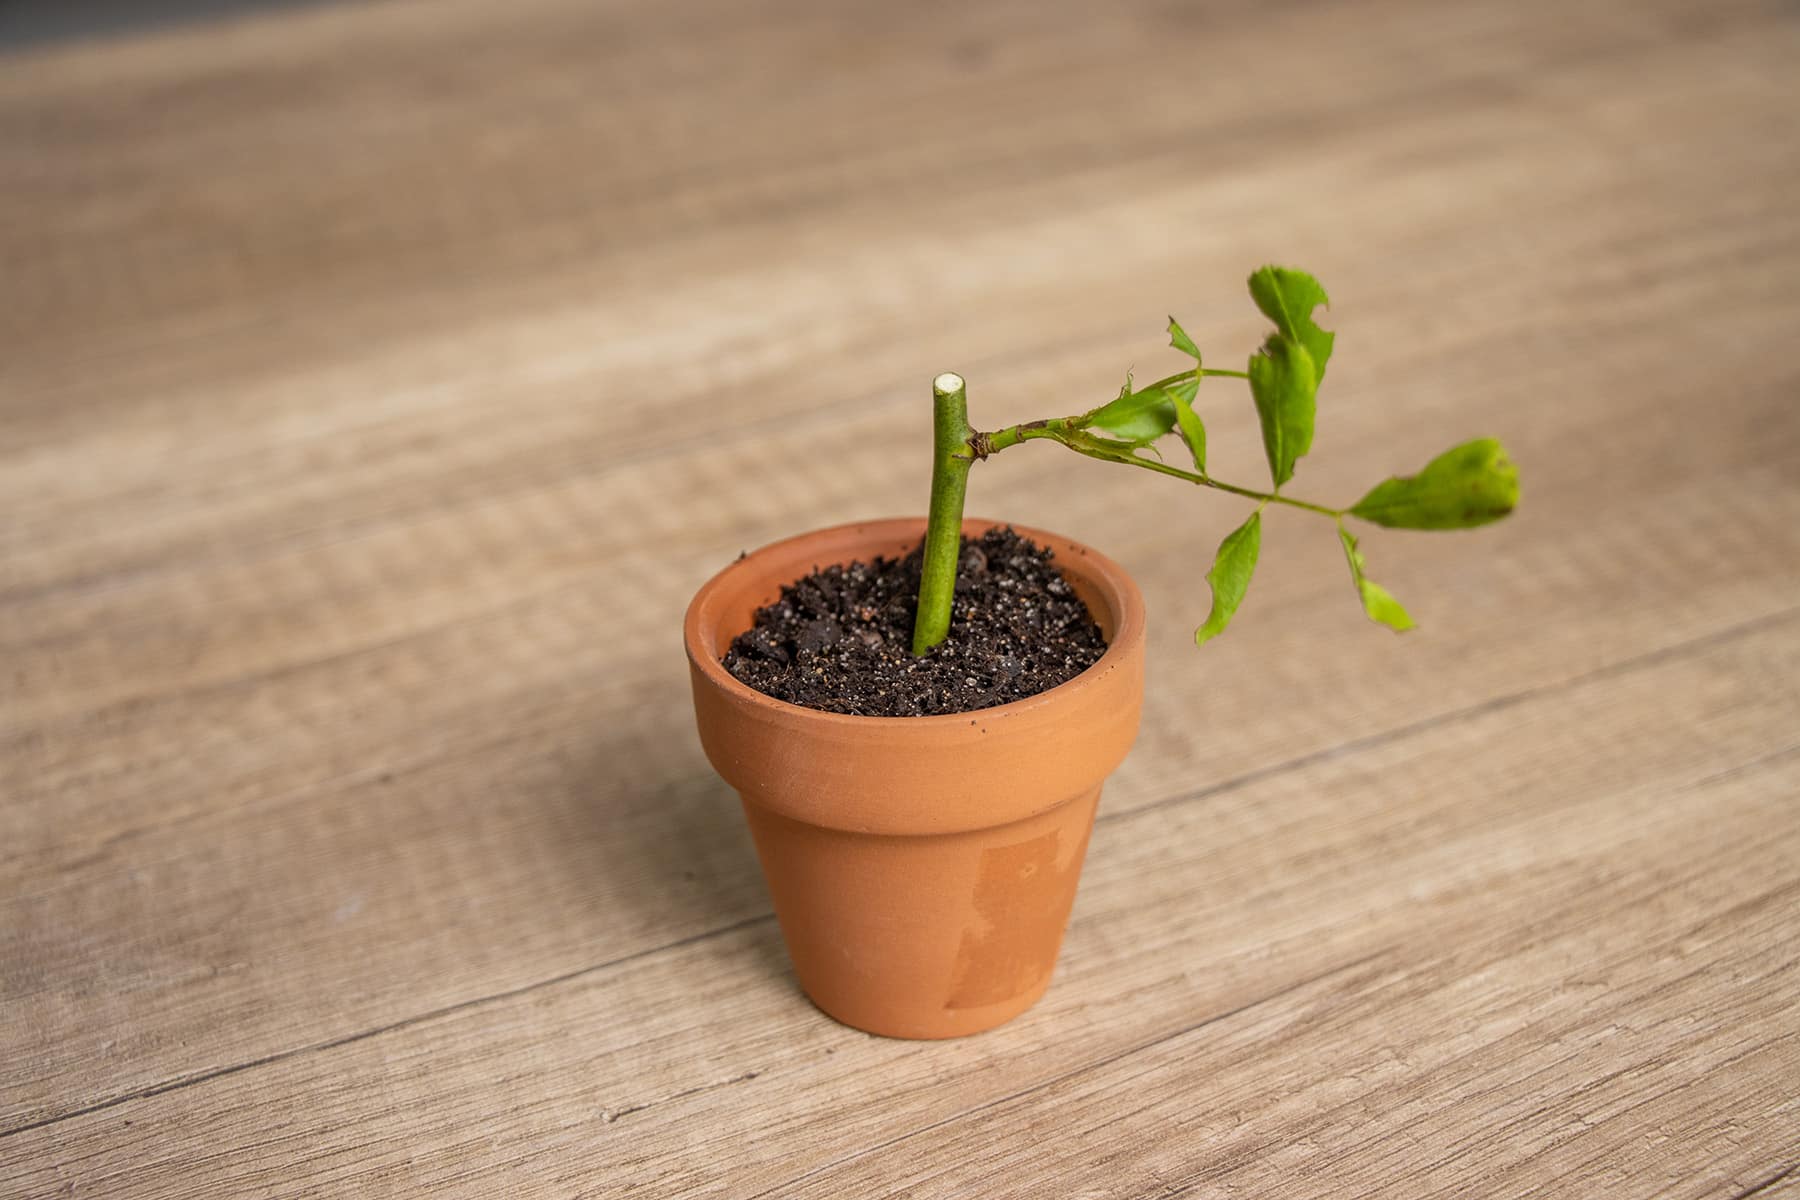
[1726, 1161, 1798, 1199]
[1099, 605, 1800, 831]
[740, 952, 1392, 1200]
[0, 913, 775, 1140]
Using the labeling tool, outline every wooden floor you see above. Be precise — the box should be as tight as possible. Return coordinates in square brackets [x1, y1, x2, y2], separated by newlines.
[4, 0, 1798, 1195]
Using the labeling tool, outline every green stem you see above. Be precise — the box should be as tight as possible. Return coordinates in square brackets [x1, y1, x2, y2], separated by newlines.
[912, 372, 973, 656]
[982, 419, 1067, 454]
[980, 367, 1246, 454]
[1101, 453, 1343, 516]
[979, 399, 1343, 519]
[1167, 366, 1252, 382]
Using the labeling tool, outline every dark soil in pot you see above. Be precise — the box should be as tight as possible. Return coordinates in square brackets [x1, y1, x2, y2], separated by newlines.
[722, 526, 1107, 717]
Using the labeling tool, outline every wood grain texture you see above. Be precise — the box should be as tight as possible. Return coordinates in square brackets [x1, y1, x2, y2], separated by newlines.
[3, 0, 1797, 1195]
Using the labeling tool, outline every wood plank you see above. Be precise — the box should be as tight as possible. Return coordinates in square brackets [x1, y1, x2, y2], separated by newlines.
[3, 0, 1800, 1129]
[3, 609, 1793, 1196]
[4, 0, 1798, 1191]
[6, 324, 1797, 1130]
[3, 0, 1790, 826]
[3, 0, 1792, 594]
[3, 394, 1796, 1121]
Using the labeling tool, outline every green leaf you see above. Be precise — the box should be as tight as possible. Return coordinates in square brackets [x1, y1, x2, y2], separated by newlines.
[1195, 511, 1262, 645]
[1063, 428, 1148, 460]
[1246, 335, 1316, 488]
[1248, 266, 1335, 382]
[1085, 373, 1178, 444]
[1167, 316, 1202, 362]
[1349, 437, 1520, 530]
[1168, 377, 1206, 473]
[1337, 527, 1415, 632]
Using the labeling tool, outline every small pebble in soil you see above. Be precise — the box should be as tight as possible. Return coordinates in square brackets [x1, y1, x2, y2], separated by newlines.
[722, 527, 1108, 717]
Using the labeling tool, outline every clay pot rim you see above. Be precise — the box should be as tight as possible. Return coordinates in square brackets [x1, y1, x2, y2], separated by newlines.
[684, 516, 1146, 731]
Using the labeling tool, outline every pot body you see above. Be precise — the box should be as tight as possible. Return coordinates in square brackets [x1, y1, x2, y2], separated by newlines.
[684, 518, 1145, 1038]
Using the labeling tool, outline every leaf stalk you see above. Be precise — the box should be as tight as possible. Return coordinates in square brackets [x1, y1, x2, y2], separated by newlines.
[978, 419, 1345, 518]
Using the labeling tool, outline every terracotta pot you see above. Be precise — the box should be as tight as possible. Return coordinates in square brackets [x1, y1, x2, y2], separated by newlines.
[684, 517, 1146, 1038]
